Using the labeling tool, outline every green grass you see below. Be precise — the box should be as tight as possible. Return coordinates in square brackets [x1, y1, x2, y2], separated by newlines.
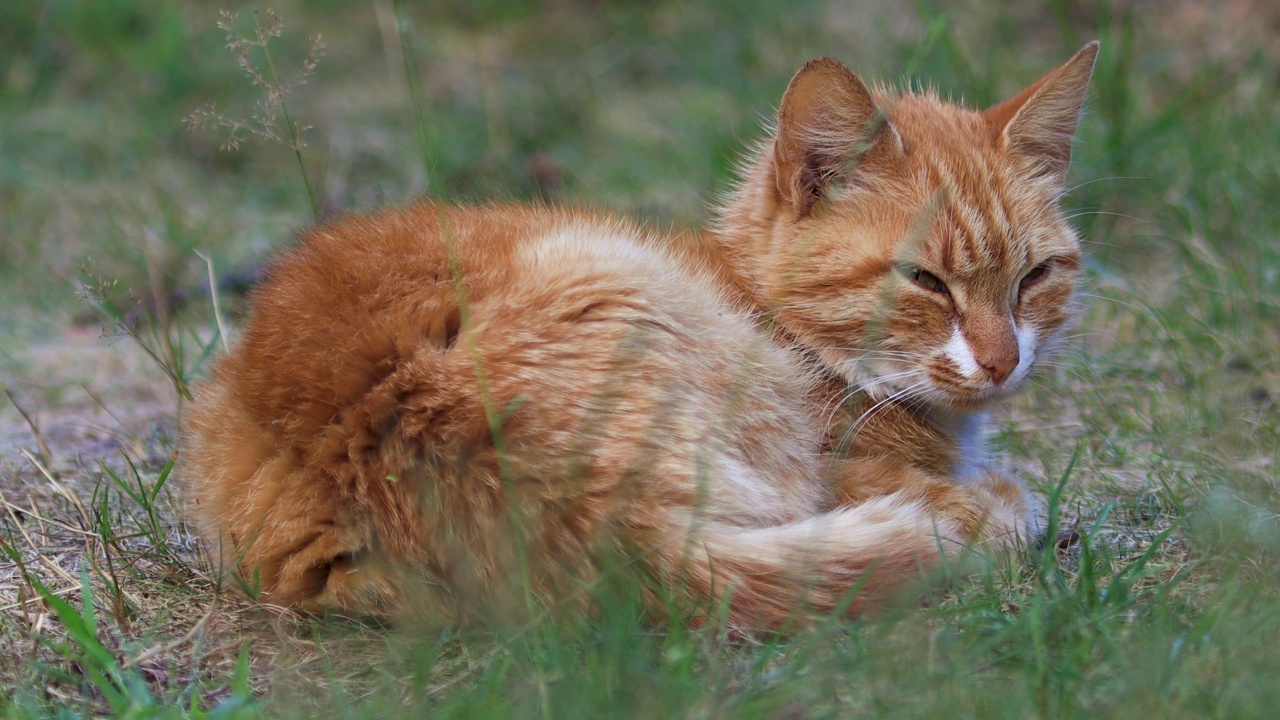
[2, 0, 1278, 717]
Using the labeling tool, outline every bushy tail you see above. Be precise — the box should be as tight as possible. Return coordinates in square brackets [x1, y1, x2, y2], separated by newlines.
[641, 495, 968, 629]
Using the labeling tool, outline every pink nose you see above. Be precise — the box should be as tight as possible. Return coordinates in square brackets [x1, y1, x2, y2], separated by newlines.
[979, 354, 1018, 385]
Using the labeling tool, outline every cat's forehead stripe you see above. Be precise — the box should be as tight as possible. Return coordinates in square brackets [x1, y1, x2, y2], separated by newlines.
[893, 77, 1044, 263]
[919, 149, 1030, 274]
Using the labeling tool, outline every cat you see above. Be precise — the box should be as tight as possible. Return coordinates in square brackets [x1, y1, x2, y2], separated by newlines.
[181, 42, 1098, 629]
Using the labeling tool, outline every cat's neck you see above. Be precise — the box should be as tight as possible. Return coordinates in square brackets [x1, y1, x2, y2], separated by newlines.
[922, 407, 990, 481]
[834, 394, 991, 480]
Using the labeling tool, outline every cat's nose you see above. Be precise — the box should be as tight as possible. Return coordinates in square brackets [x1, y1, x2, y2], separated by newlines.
[979, 353, 1018, 385]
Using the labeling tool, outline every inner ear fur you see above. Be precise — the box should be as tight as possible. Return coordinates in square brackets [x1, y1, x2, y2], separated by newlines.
[985, 41, 1099, 185]
[774, 57, 902, 217]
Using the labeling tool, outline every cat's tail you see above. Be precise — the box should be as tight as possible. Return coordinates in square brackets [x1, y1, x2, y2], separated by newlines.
[639, 496, 972, 629]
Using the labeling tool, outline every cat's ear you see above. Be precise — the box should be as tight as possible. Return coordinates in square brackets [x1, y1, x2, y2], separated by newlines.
[986, 41, 1099, 185]
[774, 57, 903, 217]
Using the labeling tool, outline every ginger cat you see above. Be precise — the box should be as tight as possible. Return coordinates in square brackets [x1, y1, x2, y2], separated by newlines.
[182, 43, 1098, 629]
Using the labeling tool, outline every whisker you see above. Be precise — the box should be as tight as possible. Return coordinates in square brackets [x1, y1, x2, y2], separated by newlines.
[1055, 331, 1115, 342]
[816, 347, 930, 357]
[1024, 377, 1070, 404]
[837, 380, 933, 451]
[1057, 175, 1149, 199]
[1077, 293, 1152, 314]
[820, 371, 926, 436]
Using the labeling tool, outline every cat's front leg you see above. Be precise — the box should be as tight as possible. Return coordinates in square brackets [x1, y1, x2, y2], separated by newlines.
[961, 467, 1042, 554]
[967, 466, 1045, 551]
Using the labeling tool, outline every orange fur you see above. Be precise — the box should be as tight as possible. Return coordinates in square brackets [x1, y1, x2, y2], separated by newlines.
[182, 44, 1099, 629]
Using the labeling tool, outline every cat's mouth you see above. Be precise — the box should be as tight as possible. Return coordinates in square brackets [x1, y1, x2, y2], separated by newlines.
[929, 357, 1036, 408]
[843, 357, 1029, 412]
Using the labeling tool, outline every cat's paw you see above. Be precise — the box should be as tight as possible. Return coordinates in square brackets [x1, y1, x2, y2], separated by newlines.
[968, 470, 1040, 553]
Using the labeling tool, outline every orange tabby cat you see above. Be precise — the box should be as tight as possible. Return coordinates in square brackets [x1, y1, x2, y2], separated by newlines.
[182, 43, 1098, 628]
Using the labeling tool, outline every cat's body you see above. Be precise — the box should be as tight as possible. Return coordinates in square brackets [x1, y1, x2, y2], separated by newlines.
[182, 44, 1098, 628]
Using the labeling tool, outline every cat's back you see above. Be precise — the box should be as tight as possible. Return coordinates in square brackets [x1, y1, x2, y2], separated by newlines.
[215, 202, 739, 448]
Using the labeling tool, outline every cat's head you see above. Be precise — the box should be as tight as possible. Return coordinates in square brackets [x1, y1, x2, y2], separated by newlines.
[747, 43, 1098, 412]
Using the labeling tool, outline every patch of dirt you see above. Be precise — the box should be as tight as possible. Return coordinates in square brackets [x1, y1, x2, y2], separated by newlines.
[1, 328, 178, 479]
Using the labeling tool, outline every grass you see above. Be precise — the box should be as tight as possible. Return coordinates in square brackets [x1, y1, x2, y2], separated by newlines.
[1, 0, 1278, 716]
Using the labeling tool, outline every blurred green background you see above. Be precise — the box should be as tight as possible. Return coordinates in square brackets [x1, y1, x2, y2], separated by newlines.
[6, 0, 1273, 336]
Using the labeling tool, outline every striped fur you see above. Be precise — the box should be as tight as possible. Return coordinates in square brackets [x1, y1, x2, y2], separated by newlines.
[181, 44, 1098, 629]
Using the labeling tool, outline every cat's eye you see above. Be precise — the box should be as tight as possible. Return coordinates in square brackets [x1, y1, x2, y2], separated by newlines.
[903, 266, 950, 295]
[1019, 262, 1051, 290]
